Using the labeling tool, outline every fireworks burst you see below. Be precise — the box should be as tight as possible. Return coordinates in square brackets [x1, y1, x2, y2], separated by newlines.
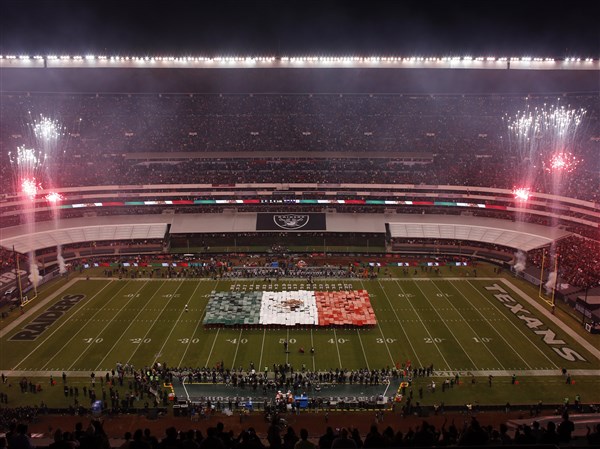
[9, 145, 46, 198]
[512, 187, 531, 202]
[8, 145, 44, 169]
[21, 178, 40, 199]
[505, 101, 587, 202]
[33, 115, 62, 141]
[505, 103, 586, 174]
[543, 152, 580, 173]
[45, 192, 64, 203]
[28, 113, 67, 184]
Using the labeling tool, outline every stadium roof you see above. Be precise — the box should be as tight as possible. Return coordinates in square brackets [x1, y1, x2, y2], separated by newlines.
[0, 213, 569, 254]
[2, 64, 598, 95]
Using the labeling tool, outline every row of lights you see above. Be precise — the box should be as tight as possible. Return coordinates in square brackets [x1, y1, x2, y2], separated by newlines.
[0, 55, 596, 63]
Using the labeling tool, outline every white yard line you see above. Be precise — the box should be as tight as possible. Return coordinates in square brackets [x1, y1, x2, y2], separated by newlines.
[360, 280, 394, 366]
[66, 281, 149, 371]
[12, 280, 118, 370]
[177, 280, 213, 367]
[230, 329, 244, 370]
[467, 280, 559, 369]
[392, 280, 450, 369]
[378, 280, 424, 367]
[501, 279, 600, 362]
[357, 329, 370, 370]
[429, 280, 506, 370]
[95, 281, 168, 371]
[205, 329, 220, 368]
[231, 279, 255, 370]
[151, 281, 198, 366]
[258, 328, 266, 371]
[411, 280, 479, 370]
[332, 328, 343, 368]
[447, 280, 531, 369]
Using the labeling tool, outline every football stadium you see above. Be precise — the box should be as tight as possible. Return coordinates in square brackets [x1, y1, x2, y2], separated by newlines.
[1, 16, 600, 449]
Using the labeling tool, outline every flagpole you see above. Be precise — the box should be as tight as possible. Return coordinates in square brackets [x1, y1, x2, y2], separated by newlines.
[14, 246, 24, 305]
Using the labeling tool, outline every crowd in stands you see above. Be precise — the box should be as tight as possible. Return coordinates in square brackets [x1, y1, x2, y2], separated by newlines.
[528, 236, 600, 289]
[1, 93, 598, 202]
[0, 248, 27, 274]
[2, 414, 600, 448]
[2, 155, 598, 204]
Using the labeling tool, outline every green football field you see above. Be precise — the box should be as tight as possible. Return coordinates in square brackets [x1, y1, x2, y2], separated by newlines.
[2, 275, 599, 378]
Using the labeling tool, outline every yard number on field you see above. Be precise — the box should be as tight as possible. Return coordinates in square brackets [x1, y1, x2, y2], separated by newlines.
[130, 338, 151, 344]
[226, 338, 248, 344]
[328, 338, 349, 344]
[424, 337, 445, 343]
[83, 338, 103, 343]
[178, 338, 200, 344]
[376, 338, 397, 343]
[280, 338, 296, 344]
[472, 337, 492, 343]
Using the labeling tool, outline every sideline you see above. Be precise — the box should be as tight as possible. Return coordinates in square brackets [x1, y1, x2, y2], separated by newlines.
[2, 368, 599, 378]
[501, 279, 600, 362]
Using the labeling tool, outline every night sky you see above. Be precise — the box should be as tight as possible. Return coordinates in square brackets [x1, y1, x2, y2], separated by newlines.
[0, 0, 598, 57]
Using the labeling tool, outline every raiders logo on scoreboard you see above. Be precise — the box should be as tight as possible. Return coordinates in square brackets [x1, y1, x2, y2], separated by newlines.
[273, 214, 310, 230]
[256, 213, 326, 231]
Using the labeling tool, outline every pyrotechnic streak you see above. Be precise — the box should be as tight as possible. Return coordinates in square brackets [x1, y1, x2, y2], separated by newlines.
[8, 145, 45, 171]
[512, 187, 530, 202]
[33, 115, 62, 141]
[27, 113, 67, 190]
[504, 103, 586, 175]
[9, 145, 46, 198]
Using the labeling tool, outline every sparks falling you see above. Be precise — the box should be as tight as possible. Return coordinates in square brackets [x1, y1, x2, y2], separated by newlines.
[33, 115, 62, 141]
[512, 187, 531, 202]
[45, 192, 64, 203]
[505, 102, 587, 201]
[9, 146, 46, 198]
[28, 113, 67, 184]
[21, 178, 40, 199]
[544, 152, 580, 173]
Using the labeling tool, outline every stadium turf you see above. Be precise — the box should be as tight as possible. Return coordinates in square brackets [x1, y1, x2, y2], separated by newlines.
[2, 274, 598, 376]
